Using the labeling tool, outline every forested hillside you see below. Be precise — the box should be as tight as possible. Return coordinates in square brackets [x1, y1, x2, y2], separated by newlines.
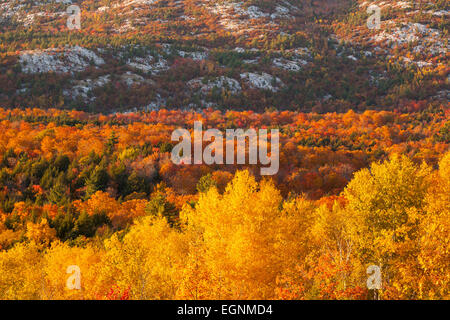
[0, 0, 448, 113]
[0, 107, 448, 299]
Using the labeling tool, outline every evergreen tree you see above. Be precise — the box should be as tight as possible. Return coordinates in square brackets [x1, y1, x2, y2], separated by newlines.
[85, 165, 109, 198]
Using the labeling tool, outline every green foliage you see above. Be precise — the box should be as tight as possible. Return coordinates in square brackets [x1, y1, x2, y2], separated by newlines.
[85, 165, 109, 198]
[73, 211, 110, 238]
[196, 173, 217, 193]
[434, 121, 450, 143]
[146, 192, 178, 226]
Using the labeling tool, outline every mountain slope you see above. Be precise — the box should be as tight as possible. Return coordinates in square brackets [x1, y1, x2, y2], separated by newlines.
[0, 0, 448, 113]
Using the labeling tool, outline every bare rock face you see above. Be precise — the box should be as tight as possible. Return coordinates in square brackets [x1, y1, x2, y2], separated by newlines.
[240, 73, 284, 92]
[187, 76, 242, 95]
[19, 46, 105, 74]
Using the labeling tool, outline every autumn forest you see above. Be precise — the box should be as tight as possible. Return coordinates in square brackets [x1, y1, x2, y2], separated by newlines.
[0, 0, 448, 301]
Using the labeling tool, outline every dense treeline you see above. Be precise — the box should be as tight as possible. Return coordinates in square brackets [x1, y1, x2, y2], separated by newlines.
[0, 153, 448, 299]
[0, 106, 447, 220]
[0, 106, 447, 299]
